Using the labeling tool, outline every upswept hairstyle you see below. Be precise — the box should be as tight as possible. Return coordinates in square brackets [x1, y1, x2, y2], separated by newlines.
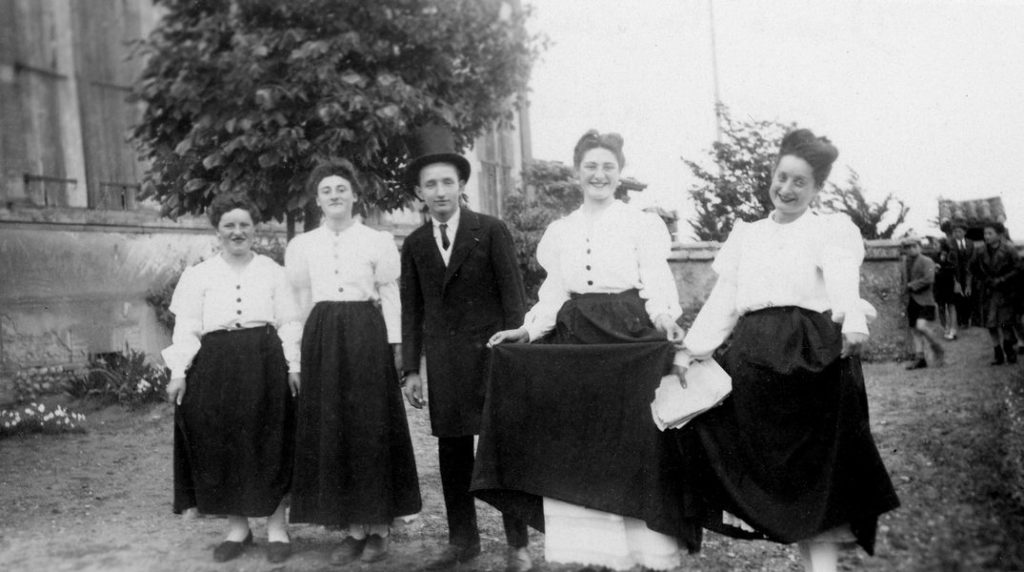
[306, 158, 362, 198]
[208, 193, 260, 227]
[572, 130, 626, 169]
[776, 129, 839, 187]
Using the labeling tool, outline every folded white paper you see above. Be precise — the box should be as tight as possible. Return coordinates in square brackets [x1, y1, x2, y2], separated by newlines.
[650, 359, 732, 431]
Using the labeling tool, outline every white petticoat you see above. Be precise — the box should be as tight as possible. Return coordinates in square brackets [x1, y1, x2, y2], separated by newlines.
[543, 497, 681, 571]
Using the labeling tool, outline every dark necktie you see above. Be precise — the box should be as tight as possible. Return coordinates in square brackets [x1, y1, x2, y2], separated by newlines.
[440, 223, 451, 250]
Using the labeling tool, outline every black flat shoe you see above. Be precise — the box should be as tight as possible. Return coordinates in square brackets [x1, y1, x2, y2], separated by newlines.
[266, 540, 292, 564]
[213, 530, 253, 562]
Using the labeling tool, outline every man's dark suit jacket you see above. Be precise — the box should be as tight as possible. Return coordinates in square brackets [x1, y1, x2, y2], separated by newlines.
[400, 209, 526, 437]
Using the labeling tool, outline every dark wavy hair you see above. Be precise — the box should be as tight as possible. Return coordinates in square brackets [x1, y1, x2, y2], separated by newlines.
[572, 130, 626, 169]
[776, 128, 839, 187]
[208, 193, 260, 227]
[306, 158, 362, 198]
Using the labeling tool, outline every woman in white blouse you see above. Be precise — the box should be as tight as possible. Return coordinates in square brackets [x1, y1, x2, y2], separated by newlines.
[163, 194, 300, 564]
[285, 160, 421, 565]
[680, 129, 899, 572]
[488, 130, 690, 571]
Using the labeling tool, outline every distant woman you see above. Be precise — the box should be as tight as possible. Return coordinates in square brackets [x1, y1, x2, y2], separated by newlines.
[165, 193, 300, 564]
[680, 129, 900, 572]
[285, 159, 421, 565]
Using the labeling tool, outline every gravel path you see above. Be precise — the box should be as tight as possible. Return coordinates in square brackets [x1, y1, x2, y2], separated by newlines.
[1, 327, 1021, 571]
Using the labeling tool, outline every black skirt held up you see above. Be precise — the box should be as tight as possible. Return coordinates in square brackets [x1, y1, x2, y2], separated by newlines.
[174, 325, 295, 517]
[290, 301, 421, 525]
[679, 306, 900, 554]
[472, 290, 703, 552]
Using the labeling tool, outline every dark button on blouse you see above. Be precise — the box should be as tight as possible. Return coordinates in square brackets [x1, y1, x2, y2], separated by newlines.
[235, 322, 242, 328]
[236, 310, 242, 315]
[587, 280, 594, 286]
[338, 287, 344, 293]
[236, 298, 242, 303]
[586, 265, 591, 270]
[236, 285, 241, 290]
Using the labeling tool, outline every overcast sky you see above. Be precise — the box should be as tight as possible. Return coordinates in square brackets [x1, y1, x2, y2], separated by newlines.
[523, 0, 1024, 239]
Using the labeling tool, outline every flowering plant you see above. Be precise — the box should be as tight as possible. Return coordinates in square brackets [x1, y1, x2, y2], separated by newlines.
[0, 402, 86, 437]
[66, 346, 170, 409]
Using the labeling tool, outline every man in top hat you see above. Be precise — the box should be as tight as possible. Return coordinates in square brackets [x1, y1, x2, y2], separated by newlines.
[902, 234, 945, 369]
[399, 124, 532, 571]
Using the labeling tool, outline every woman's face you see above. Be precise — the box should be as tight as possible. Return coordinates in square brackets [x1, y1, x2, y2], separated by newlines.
[316, 175, 356, 219]
[577, 147, 621, 204]
[217, 208, 255, 257]
[770, 155, 820, 222]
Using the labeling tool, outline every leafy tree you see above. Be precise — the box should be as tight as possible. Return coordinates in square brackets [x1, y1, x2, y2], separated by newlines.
[682, 105, 794, 242]
[503, 160, 580, 303]
[819, 169, 908, 240]
[683, 105, 908, 241]
[130, 0, 541, 233]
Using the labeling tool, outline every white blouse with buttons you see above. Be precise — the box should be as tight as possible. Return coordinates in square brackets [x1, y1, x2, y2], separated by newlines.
[684, 211, 869, 360]
[284, 221, 401, 344]
[161, 254, 302, 379]
[522, 201, 682, 341]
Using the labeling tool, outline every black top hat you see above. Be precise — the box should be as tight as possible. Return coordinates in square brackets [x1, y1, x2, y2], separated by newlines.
[404, 123, 472, 192]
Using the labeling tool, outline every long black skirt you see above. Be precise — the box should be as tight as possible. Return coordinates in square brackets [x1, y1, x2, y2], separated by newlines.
[290, 301, 421, 525]
[678, 306, 900, 554]
[472, 290, 703, 552]
[173, 325, 294, 516]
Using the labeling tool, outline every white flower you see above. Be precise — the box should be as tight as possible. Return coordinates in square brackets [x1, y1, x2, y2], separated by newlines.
[37, 403, 45, 412]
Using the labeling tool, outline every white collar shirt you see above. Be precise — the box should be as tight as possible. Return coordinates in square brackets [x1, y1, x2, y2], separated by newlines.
[431, 207, 461, 266]
[161, 254, 302, 378]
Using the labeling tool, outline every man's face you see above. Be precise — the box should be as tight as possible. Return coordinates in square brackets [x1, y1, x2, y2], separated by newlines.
[416, 163, 463, 222]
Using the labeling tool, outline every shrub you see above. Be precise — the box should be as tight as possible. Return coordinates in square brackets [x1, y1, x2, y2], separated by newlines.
[66, 346, 170, 409]
[12, 366, 85, 402]
[0, 402, 86, 437]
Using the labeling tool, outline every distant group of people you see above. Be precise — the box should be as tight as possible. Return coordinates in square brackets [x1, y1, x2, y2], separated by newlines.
[902, 219, 1022, 369]
[164, 124, 899, 572]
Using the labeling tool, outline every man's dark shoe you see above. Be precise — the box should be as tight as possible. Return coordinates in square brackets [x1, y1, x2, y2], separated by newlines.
[213, 530, 252, 562]
[329, 536, 367, 566]
[266, 541, 292, 564]
[905, 358, 927, 370]
[425, 542, 482, 570]
[992, 346, 1006, 366]
[1005, 341, 1018, 364]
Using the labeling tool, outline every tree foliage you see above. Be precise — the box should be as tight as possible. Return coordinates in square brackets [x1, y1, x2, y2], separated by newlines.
[503, 160, 580, 303]
[682, 105, 795, 242]
[683, 105, 908, 241]
[820, 170, 908, 240]
[130, 0, 541, 228]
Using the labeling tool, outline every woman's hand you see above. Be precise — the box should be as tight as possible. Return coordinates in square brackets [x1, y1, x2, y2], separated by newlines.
[841, 332, 869, 358]
[403, 373, 425, 409]
[653, 314, 685, 348]
[288, 373, 301, 397]
[672, 363, 688, 389]
[487, 327, 530, 347]
[166, 377, 186, 405]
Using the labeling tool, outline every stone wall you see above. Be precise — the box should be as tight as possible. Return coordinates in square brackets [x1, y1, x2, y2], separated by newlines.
[4, 205, 1003, 403]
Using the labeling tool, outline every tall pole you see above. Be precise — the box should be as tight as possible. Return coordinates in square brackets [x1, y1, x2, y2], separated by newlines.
[708, 0, 723, 146]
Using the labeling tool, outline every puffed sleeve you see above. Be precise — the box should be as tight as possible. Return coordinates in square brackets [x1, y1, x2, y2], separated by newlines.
[522, 220, 571, 342]
[636, 211, 682, 322]
[161, 265, 204, 379]
[374, 231, 402, 344]
[270, 261, 302, 373]
[284, 234, 313, 321]
[683, 222, 745, 359]
[819, 214, 869, 335]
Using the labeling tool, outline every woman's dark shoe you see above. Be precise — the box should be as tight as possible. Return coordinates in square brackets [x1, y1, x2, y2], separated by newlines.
[360, 534, 389, 563]
[329, 536, 367, 566]
[266, 540, 292, 564]
[213, 530, 253, 562]
[905, 358, 927, 370]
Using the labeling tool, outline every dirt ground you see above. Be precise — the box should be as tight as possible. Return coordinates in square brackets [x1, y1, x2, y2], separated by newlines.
[2, 327, 1023, 572]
